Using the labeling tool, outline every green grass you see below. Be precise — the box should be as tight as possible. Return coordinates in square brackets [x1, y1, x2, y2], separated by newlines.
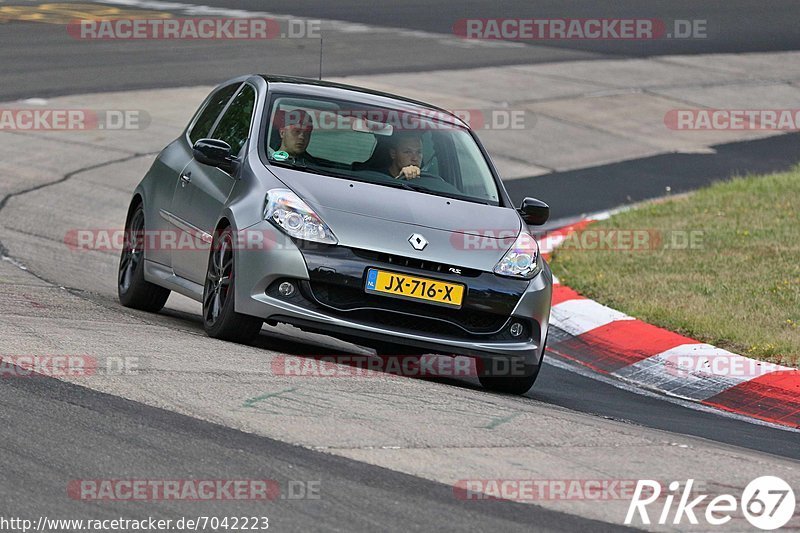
[550, 167, 800, 366]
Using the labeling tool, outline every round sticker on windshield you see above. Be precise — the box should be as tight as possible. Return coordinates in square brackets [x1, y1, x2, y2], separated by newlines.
[273, 150, 289, 161]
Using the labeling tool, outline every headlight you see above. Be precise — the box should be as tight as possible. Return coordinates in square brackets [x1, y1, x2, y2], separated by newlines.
[264, 189, 338, 245]
[493, 231, 541, 279]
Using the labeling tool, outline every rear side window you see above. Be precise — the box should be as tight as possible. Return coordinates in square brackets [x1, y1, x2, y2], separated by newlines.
[210, 84, 257, 156]
[188, 83, 240, 145]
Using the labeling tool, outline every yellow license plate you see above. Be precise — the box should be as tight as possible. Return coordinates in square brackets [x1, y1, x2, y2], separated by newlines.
[364, 268, 465, 307]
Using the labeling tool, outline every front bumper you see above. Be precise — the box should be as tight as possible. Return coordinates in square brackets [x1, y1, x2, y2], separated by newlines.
[234, 223, 552, 366]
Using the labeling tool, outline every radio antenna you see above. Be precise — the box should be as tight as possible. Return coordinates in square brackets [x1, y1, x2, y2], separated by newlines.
[318, 34, 323, 80]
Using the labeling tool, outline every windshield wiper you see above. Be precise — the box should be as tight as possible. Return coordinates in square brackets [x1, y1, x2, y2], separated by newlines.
[269, 160, 494, 205]
[269, 159, 354, 181]
[379, 180, 416, 191]
[390, 181, 492, 205]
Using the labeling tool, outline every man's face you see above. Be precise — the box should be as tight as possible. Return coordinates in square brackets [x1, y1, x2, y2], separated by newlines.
[391, 137, 423, 168]
[279, 124, 313, 156]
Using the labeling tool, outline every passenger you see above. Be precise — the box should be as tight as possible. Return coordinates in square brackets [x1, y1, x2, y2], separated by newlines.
[270, 109, 322, 165]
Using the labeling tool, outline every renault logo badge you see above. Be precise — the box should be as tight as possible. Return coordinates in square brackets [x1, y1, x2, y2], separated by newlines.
[408, 233, 428, 250]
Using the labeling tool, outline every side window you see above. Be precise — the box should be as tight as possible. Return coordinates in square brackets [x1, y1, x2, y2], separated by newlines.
[209, 85, 257, 156]
[456, 141, 495, 200]
[188, 83, 240, 145]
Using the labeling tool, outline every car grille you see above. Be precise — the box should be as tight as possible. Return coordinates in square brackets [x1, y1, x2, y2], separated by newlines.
[350, 249, 482, 277]
[306, 281, 508, 336]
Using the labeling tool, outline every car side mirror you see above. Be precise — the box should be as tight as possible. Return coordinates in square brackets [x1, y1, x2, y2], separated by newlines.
[193, 138, 235, 173]
[518, 197, 549, 225]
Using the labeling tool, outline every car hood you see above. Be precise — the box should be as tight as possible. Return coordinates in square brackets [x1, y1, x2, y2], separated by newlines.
[268, 166, 522, 271]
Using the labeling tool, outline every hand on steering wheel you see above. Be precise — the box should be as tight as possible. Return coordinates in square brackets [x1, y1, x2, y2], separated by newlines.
[395, 166, 444, 181]
[394, 165, 421, 180]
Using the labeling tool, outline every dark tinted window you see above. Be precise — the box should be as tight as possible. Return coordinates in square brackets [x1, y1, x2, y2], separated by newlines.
[188, 83, 240, 144]
[210, 84, 256, 155]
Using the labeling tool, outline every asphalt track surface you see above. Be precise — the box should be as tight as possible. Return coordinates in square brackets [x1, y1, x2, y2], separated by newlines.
[1, 372, 622, 532]
[510, 132, 800, 221]
[2, 0, 800, 100]
[199, 0, 800, 56]
[1, 2, 800, 531]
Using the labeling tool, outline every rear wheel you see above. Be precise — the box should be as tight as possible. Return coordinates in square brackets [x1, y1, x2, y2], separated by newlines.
[202, 226, 263, 343]
[118, 203, 170, 312]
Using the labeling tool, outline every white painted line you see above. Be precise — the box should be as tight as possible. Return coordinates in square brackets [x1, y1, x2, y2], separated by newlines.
[588, 211, 612, 221]
[550, 299, 633, 337]
[539, 233, 567, 254]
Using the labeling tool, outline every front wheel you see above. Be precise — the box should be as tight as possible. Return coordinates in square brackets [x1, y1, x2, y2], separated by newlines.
[478, 364, 541, 395]
[118, 203, 170, 312]
[478, 341, 546, 395]
[202, 226, 263, 343]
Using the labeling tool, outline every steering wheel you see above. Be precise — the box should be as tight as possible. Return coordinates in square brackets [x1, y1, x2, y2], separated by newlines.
[398, 170, 446, 182]
[407, 172, 463, 195]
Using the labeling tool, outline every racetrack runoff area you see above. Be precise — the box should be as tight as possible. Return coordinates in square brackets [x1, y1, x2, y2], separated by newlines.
[1, 50, 800, 529]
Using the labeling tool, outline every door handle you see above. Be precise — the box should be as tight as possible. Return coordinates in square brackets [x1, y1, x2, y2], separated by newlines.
[180, 172, 192, 186]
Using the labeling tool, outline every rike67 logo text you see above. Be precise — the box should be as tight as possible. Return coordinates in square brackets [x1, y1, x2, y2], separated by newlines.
[625, 477, 796, 530]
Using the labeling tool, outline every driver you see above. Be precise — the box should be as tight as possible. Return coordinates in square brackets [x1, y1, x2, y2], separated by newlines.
[386, 133, 423, 180]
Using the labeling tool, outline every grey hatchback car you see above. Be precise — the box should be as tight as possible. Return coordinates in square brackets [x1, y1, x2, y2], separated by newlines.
[118, 75, 553, 394]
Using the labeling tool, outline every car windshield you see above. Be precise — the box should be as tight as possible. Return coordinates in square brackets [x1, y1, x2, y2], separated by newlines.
[264, 95, 501, 206]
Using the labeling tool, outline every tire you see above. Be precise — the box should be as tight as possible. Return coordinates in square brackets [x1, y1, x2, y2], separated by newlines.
[478, 339, 546, 395]
[118, 203, 170, 312]
[202, 226, 263, 343]
[478, 364, 541, 395]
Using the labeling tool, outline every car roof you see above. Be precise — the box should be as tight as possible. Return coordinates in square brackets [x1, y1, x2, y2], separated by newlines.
[256, 74, 467, 128]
